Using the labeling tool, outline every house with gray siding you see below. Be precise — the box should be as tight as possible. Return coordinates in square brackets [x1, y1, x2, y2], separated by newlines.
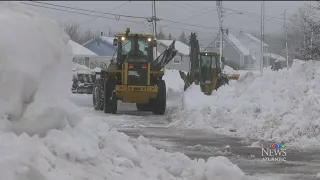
[69, 40, 98, 69]
[157, 40, 190, 72]
[82, 36, 116, 56]
[205, 31, 270, 69]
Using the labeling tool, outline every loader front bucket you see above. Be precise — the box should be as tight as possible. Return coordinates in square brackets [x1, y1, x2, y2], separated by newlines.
[227, 74, 240, 80]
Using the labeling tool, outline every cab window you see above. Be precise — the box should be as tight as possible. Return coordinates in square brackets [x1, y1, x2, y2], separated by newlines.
[121, 39, 132, 55]
[201, 56, 214, 68]
[137, 38, 148, 56]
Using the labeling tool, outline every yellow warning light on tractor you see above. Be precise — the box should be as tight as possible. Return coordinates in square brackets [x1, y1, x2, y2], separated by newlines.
[121, 37, 125, 41]
[148, 38, 152, 42]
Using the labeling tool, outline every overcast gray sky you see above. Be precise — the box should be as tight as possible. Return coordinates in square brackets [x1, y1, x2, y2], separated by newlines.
[24, 1, 310, 45]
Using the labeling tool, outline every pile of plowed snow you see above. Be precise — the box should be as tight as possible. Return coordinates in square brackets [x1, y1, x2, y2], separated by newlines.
[0, 1, 80, 135]
[170, 61, 320, 147]
[0, 2, 246, 180]
[163, 69, 185, 94]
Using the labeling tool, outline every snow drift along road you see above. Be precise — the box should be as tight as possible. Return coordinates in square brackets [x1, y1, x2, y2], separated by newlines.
[0, 2, 247, 180]
[0, 1, 81, 136]
[170, 61, 320, 147]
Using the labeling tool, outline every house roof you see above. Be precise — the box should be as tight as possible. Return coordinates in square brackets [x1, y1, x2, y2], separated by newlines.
[82, 36, 115, 46]
[244, 33, 269, 47]
[264, 53, 286, 61]
[69, 40, 97, 56]
[100, 36, 115, 45]
[224, 33, 250, 56]
[223, 32, 269, 60]
[158, 40, 189, 55]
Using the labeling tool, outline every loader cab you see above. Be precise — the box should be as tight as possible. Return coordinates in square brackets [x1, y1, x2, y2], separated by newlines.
[113, 34, 156, 64]
[199, 52, 220, 83]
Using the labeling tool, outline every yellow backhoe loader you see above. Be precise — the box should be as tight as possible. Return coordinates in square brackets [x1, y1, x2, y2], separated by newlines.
[179, 32, 240, 95]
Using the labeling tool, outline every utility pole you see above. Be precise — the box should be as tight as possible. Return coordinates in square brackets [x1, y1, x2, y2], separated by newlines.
[217, 0, 223, 69]
[283, 9, 289, 69]
[260, 1, 265, 76]
[310, 29, 313, 60]
[148, 1, 159, 58]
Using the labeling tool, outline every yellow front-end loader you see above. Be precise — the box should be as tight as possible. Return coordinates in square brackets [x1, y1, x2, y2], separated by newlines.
[92, 28, 177, 114]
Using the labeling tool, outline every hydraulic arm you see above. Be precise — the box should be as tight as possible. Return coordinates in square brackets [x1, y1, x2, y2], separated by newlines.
[179, 32, 240, 95]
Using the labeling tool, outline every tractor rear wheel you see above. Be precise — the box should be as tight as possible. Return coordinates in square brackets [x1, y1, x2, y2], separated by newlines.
[103, 79, 117, 114]
[93, 78, 103, 111]
[152, 80, 166, 115]
[136, 103, 152, 111]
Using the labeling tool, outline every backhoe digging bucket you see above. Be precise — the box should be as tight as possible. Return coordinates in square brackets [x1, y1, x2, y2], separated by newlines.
[179, 70, 191, 91]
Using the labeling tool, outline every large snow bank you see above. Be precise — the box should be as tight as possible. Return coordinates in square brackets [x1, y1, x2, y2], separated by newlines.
[0, 2, 247, 180]
[163, 69, 185, 93]
[0, 1, 80, 136]
[171, 61, 320, 147]
[0, 116, 246, 180]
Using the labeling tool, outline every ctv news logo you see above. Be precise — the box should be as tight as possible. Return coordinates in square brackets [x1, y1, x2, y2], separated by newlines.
[261, 142, 287, 162]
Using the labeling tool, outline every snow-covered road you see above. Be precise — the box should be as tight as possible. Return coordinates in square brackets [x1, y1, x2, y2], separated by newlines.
[70, 93, 320, 180]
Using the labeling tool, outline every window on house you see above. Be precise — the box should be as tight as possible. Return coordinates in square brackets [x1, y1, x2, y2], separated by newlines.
[173, 56, 182, 64]
[85, 57, 90, 68]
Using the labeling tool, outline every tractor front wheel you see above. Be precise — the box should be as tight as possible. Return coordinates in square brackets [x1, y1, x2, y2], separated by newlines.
[152, 80, 166, 115]
[103, 80, 117, 114]
[93, 79, 103, 111]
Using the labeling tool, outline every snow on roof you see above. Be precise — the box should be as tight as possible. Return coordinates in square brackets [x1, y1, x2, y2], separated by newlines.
[158, 40, 189, 55]
[82, 36, 115, 47]
[69, 40, 98, 56]
[244, 33, 269, 47]
[224, 33, 250, 56]
[93, 67, 102, 72]
[264, 53, 286, 61]
[72, 63, 94, 73]
[100, 36, 115, 45]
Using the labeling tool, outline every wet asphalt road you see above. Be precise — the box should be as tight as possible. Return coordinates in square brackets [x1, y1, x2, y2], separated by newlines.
[70, 94, 320, 180]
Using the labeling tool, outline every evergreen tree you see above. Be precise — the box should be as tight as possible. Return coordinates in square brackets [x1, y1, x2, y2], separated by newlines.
[179, 31, 188, 44]
[157, 28, 165, 40]
[108, 26, 113, 37]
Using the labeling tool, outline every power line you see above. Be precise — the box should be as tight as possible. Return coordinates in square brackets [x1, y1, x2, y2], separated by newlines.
[225, 7, 284, 20]
[22, 1, 284, 39]
[162, 1, 196, 11]
[78, 1, 131, 26]
[21, 1, 217, 35]
[21, 2, 146, 24]
[22, 1, 225, 32]
[159, 8, 217, 28]
[176, 1, 212, 10]
[162, 26, 217, 35]
[29, 1, 147, 20]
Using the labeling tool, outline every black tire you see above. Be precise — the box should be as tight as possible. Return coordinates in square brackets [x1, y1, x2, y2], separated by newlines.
[93, 79, 104, 111]
[152, 80, 166, 115]
[136, 103, 152, 111]
[103, 80, 117, 114]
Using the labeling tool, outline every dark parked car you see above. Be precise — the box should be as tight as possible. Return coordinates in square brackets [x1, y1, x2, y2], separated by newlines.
[72, 72, 95, 94]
